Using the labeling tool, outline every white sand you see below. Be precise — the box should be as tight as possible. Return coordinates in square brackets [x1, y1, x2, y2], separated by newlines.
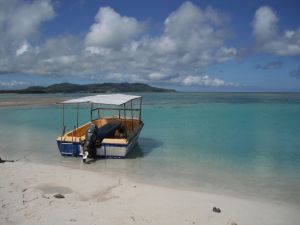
[0, 161, 299, 225]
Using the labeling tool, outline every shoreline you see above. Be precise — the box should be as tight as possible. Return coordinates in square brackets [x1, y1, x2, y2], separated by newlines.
[0, 98, 61, 107]
[1, 161, 299, 225]
[0, 100, 59, 107]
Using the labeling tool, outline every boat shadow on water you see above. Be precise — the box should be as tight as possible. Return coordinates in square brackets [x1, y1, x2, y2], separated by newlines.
[126, 137, 162, 159]
[84, 137, 162, 164]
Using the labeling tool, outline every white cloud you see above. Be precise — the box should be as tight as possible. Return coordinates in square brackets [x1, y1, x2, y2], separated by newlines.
[182, 75, 226, 86]
[85, 7, 143, 49]
[0, 1, 237, 87]
[0, 0, 54, 42]
[252, 6, 278, 42]
[16, 41, 30, 56]
[152, 1, 235, 64]
[0, 0, 54, 74]
[0, 80, 27, 88]
[251, 6, 300, 56]
[145, 73, 237, 87]
[148, 72, 171, 81]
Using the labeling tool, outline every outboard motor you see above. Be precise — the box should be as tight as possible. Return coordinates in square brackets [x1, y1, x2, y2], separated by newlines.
[82, 123, 99, 162]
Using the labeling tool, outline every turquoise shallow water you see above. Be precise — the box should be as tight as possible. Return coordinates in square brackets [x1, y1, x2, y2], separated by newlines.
[0, 93, 300, 204]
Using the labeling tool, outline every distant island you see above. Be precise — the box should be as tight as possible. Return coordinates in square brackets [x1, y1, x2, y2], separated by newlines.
[0, 82, 176, 94]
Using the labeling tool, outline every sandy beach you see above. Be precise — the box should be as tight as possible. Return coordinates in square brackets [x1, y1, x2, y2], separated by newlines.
[0, 95, 63, 107]
[1, 161, 299, 225]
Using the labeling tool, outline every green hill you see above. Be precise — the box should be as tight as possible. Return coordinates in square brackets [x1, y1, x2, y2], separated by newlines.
[0, 82, 176, 94]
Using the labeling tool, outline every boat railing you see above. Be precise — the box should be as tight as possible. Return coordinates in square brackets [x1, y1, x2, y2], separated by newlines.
[59, 95, 143, 142]
[91, 107, 141, 117]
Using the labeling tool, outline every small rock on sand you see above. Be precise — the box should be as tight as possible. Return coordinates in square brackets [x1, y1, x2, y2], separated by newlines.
[212, 206, 221, 213]
[53, 193, 65, 199]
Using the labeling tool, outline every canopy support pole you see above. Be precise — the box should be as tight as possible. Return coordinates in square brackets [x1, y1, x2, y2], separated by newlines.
[139, 97, 142, 122]
[76, 103, 79, 128]
[62, 103, 65, 135]
[90, 103, 93, 121]
[123, 104, 127, 138]
[131, 100, 134, 131]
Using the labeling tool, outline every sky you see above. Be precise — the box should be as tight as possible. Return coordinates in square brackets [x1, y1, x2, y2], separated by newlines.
[0, 0, 300, 91]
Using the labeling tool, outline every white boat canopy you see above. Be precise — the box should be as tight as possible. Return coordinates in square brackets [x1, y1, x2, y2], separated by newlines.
[61, 94, 141, 105]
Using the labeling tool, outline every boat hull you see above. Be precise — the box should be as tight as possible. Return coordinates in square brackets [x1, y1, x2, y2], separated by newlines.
[57, 141, 81, 156]
[57, 124, 143, 158]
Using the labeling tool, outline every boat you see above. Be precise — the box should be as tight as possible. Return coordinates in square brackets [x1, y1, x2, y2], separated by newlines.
[56, 94, 144, 161]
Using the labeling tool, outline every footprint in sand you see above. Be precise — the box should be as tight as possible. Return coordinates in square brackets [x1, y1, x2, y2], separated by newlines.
[77, 184, 120, 202]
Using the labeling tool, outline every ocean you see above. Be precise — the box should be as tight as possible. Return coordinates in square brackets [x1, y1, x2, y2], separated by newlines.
[0, 92, 299, 204]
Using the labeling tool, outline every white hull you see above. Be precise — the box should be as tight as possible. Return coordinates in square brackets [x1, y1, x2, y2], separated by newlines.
[75, 124, 142, 158]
